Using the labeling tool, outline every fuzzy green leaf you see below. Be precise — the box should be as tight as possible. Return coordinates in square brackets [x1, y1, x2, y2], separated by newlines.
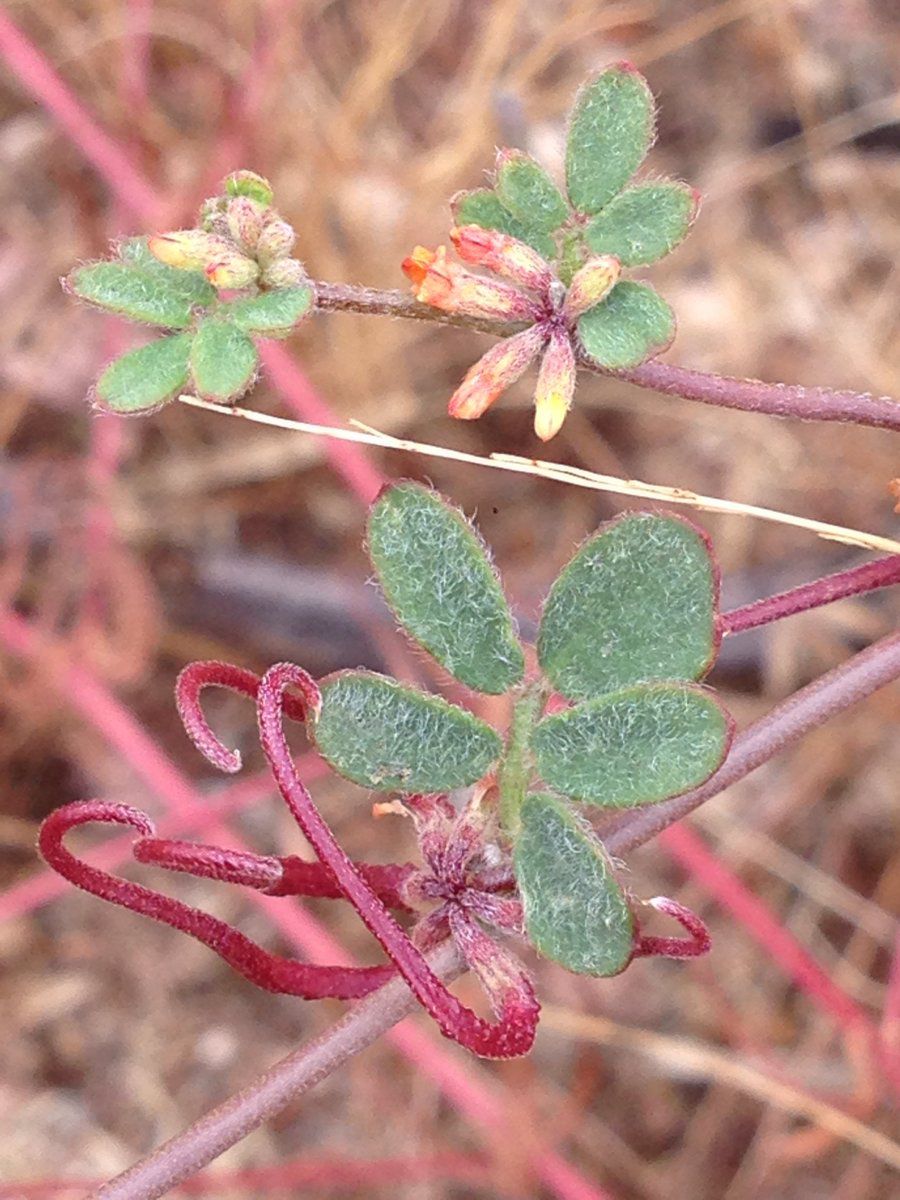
[312, 671, 502, 792]
[577, 281, 674, 369]
[566, 64, 656, 214]
[220, 286, 314, 337]
[94, 333, 192, 414]
[451, 189, 556, 259]
[514, 793, 633, 976]
[368, 483, 524, 695]
[117, 237, 216, 304]
[532, 683, 730, 807]
[538, 511, 719, 700]
[584, 182, 698, 266]
[67, 262, 203, 328]
[189, 319, 259, 402]
[495, 151, 568, 234]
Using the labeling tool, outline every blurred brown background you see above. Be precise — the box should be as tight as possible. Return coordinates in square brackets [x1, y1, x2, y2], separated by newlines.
[0, 1, 899, 1197]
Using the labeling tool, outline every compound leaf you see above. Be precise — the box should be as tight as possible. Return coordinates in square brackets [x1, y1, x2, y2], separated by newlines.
[538, 511, 719, 700]
[221, 285, 314, 337]
[451, 189, 556, 259]
[312, 671, 502, 792]
[368, 483, 524, 695]
[514, 792, 633, 976]
[94, 333, 193, 414]
[532, 683, 731, 807]
[584, 181, 699, 266]
[566, 63, 656, 214]
[495, 151, 568, 233]
[577, 280, 674, 369]
[189, 319, 259, 402]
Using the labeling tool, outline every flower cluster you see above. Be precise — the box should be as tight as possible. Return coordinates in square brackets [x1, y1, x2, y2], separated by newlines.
[149, 170, 308, 290]
[404, 226, 621, 440]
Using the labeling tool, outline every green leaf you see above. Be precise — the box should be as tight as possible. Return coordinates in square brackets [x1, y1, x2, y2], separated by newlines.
[584, 182, 698, 266]
[566, 63, 656, 214]
[189, 319, 259, 402]
[538, 511, 719, 700]
[67, 262, 202, 328]
[494, 151, 568, 234]
[577, 281, 674, 369]
[450, 189, 556, 259]
[368, 483, 524, 695]
[514, 793, 633, 976]
[532, 683, 731, 807]
[94, 333, 192, 414]
[116, 236, 216, 304]
[312, 671, 502, 792]
[220, 286, 314, 337]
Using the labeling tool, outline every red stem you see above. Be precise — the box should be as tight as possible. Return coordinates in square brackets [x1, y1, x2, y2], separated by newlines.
[39, 801, 394, 1000]
[256, 662, 539, 1059]
[615, 358, 900, 433]
[721, 555, 900, 635]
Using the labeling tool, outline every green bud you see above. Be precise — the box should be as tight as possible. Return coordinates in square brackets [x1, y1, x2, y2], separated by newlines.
[226, 196, 266, 254]
[256, 217, 296, 267]
[260, 257, 308, 288]
[225, 170, 274, 207]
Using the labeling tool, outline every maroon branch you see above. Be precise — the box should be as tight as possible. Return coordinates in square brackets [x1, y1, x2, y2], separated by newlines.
[312, 281, 900, 433]
[721, 554, 900, 635]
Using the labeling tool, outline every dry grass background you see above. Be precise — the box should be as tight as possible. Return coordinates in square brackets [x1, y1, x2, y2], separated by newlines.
[0, 1, 899, 1197]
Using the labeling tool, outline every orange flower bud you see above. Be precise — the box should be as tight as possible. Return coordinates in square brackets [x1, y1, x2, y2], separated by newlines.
[148, 230, 232, 271]
[448, 325, 546, 421]
[450, 225, 553, 293]
[563, 255, 621, 319]
[533, 328, 576, 441]
[402, 245, 541, 321]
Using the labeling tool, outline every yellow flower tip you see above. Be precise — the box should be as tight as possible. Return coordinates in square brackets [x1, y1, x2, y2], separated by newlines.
[204, 254, 259, 289]
[147, 232, 201, 269]
[533, 389, 570, 441]
[533, 330, 576, 441]
[401, 245, 460, 308]
[564, 255, 621, 318]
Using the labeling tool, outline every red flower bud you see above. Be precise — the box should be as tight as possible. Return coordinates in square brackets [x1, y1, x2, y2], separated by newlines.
[402, 246, 541, 321]
[448, 325, 547, 421]
[450, 225, 553, 293]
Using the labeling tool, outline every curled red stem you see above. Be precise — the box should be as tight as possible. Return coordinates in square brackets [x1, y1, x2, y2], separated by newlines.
[632, 896, 711, 960]
[256, 662, 539, 1059]
[38, 801, 394, 1000]
[176, 660, 310, 773]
